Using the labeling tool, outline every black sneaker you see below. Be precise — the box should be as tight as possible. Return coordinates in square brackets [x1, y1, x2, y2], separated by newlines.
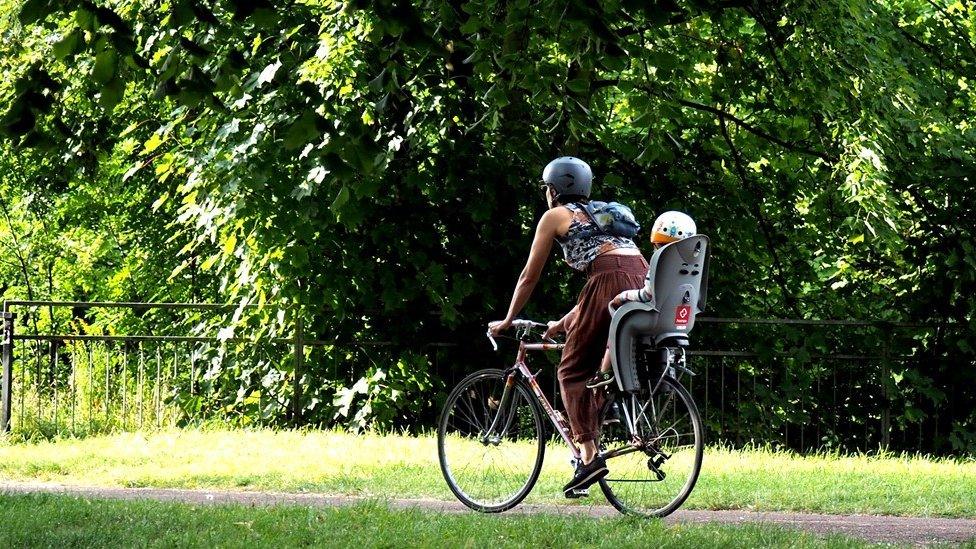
[585, 371, 615, 389]
[562, 456, 608, 496]
[564, 487, 590, 499]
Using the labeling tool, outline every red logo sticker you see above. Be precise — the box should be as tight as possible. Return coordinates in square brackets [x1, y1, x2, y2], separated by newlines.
[674, 305, 691, 327]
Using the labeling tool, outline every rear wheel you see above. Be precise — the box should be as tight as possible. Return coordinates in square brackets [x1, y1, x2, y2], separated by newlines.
[597, 376, 704, 517]
[437, 369, 545, 512]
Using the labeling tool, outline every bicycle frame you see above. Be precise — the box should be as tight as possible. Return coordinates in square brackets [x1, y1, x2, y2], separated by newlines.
[483, 323, 692, 465]
[485, 336, 581, 460]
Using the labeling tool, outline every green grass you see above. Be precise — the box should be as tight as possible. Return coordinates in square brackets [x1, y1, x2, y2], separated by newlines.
[0, 493, 875, 548]
[1, 428, 974, 517]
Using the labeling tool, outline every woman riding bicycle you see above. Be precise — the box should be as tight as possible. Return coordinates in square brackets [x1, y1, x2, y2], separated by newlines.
[488, 156, 647, 496]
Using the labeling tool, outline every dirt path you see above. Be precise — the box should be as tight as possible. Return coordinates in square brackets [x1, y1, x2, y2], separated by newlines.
[2, 481, 975, 546]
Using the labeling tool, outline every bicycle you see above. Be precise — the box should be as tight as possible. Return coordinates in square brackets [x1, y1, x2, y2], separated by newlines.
[436, 318, 704, 517]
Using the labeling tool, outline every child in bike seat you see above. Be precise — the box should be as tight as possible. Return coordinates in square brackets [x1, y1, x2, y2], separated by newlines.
[585, 211, 697, 389]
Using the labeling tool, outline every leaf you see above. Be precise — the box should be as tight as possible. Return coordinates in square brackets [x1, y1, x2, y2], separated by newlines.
[200, 254, 219, 271]
[374, 93, 389, 112]
[142, 133, 164, 155]
[151, 191, 169, 210]
[75, 8, 94, 30]
[53, 30, 82, 60]
[99, 77, 125, 110]
[122, 161, 144, 181]
[18, 0, 52, 26]
[223, 234, 238, 255]
[93, 49, 118, 86]
[566, 78, 589, 94]
[459, 16, 481, 33]
[257, 60, 282, 87]
[368, 69, 385, 92]
[601, 55, 628, 72]
[649, 50, 677, 70]
[290, 245, 308, 267]
[331, 185, 350, 212]
[283, 112, 322, 150]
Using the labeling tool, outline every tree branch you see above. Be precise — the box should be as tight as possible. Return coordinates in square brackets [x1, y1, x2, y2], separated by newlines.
[592, 78, 619, 89]
[744, 5, 792, 86]
[661, 92, 837, 162]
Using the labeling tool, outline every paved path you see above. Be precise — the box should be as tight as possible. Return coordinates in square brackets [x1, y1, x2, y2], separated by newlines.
[2, 481, 975, 546]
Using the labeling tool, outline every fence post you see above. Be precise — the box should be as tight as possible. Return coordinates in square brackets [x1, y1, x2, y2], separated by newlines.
[293, 313, 304, 426]
[1, 310, 16, 433]
[881, 333, 891, 450]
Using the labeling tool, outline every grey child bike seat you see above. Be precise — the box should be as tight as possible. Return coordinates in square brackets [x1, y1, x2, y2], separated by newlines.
[607, 235, 710, 393]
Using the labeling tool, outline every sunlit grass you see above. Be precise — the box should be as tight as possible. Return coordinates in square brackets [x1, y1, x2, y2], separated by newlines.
[1, 428, 974, 517]
[0, 493, 873, 548]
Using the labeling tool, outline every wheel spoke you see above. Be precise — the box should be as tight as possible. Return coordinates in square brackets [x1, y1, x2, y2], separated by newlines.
[451, 400, 482, 432]
[461, 392, 485, 430]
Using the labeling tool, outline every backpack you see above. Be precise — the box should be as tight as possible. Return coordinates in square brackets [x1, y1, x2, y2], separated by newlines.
[579, 201, 641, 239]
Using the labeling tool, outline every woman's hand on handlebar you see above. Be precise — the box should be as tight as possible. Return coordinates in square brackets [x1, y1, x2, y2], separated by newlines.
[488, 319, 512, 337]
[543, 320, 564, 341]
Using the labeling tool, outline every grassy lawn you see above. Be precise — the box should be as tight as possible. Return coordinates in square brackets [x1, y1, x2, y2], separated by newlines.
[0, 492, 873, 548]
[1, 428, 974, 518]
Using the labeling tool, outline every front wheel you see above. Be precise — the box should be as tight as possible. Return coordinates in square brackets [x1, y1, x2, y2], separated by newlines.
[437, 369, 545, 513]
[598, 375, 704, 517]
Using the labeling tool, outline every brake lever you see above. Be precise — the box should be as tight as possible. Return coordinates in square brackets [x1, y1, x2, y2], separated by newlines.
[486, 330, 499, 351]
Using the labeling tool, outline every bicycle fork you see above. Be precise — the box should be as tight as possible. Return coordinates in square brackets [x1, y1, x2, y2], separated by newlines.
[481, 374, 518, 445]
[483, 365, 582, 460]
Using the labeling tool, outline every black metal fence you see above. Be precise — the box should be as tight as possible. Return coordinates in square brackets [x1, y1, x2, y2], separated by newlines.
[684, 318, 959, 454]
[1, 300, 969, 454]
[0, 300, 451, 437]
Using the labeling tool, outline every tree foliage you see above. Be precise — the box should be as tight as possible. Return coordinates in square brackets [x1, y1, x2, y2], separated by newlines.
[1, 0, 974, 449]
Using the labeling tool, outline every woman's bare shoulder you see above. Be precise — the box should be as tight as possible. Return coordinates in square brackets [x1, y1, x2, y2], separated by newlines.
[542, 205, 573, 221]
[539, 206, 574, 237]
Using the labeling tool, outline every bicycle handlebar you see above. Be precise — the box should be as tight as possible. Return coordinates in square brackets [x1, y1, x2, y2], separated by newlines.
[486, 319, 555, 350]
[510, 319, 547, 329]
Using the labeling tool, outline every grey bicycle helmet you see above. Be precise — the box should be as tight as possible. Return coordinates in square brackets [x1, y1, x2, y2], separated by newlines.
[542, 156, 592, 200]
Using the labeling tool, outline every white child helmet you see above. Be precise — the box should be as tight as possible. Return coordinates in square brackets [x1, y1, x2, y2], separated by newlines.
[651, 211, 696, 244]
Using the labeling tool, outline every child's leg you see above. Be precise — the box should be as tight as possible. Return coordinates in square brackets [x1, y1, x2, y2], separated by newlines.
[599, 346, 612, 373]
[585, 345, 615, 390]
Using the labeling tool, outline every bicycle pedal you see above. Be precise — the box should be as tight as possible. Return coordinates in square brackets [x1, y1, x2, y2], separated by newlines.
[564, 487, 589, 499]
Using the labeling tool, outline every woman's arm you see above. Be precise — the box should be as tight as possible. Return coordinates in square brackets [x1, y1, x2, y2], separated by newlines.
[559, 304, 579, 332]
[544, 304, 578, 340]
[489, 209, 563, 335]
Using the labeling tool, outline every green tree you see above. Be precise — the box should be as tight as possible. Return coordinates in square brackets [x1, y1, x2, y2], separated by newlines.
[1, 0, 973, 449]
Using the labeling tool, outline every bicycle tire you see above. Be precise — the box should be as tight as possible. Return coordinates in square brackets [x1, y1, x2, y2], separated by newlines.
[598, 375, 704, 517]
[437, 368, 546, 513]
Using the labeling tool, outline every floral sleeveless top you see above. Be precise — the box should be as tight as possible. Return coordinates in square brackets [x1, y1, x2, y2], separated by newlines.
[554, 203, 639, 271]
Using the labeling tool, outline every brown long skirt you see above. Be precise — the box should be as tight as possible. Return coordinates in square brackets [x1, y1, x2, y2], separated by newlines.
[558, 253, 648, 443]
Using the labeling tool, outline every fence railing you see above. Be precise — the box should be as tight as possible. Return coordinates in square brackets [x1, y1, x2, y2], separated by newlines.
[0, 300, 455, 436]
[0, 299, 967, 454]
[682, 318, 954, 453]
